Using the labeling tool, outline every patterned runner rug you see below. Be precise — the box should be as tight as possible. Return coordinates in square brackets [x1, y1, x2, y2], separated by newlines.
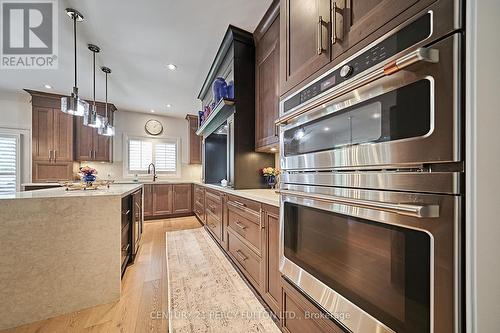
[166, 227, 281, 332]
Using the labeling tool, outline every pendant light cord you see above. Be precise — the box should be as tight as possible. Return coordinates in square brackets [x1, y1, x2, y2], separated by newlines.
[73, 17, 77, 87]
[93, 51, 96, 106]
[105, 72, 108, 119]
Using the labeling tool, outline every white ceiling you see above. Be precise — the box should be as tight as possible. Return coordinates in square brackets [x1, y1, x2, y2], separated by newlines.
[0, 0, 272, 118]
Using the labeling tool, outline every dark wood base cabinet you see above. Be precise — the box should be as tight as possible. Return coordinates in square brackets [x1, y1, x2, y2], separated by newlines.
[144, 184, 193, 220]
[192, 184, 348, 333]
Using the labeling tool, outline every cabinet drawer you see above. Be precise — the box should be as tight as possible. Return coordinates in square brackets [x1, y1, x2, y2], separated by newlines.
[205, 192, 222, 220]
[206, 210, 222, 242]
[227, 231, 262, 289]
[227, 205, 262, 254]
[194, 202, 205, 223]
[227, 194, 261, 214]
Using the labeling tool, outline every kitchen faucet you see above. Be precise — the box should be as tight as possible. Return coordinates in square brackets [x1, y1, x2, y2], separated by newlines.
[147, 163, 157, 182]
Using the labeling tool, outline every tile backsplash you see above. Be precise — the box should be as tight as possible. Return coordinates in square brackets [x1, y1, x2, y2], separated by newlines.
[80, 161, 202, 182]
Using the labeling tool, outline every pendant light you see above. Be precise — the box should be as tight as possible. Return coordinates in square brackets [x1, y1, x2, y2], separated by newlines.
[98, 67, 115, 136]
[84, 44, 103, 128]
[61, 8, 89, 116]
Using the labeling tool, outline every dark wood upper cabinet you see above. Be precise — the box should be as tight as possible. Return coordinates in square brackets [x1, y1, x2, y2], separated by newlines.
[255, 0, 280, 152]
[331, 0, 422, 58]
[28, 90, 75, 182]
[280, 0, 437, 96]
[280, 0, 331, 95]
[52, 110, 74, 162]
[74, 102, 115, 162]
[32, 107, 54, 161]
[185, 115, 202, 164]
[172, 184, 193, 214]
[74, 116, 94, 161]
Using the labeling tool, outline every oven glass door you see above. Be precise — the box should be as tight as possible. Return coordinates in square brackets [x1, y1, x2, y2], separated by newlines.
[283, 201, 431, 333]
[283, 79, 431, 157]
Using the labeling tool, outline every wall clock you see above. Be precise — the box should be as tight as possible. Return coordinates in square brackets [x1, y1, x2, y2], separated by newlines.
[145, 119, 163, 136]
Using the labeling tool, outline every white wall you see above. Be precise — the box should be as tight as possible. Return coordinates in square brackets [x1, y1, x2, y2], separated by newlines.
[83, 111, 201, 181]
[466, 1, 500, 332]
[0, 90, 32, 185]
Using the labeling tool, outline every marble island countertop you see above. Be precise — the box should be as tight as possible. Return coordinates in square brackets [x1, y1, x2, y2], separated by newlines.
[1, 183, 143, 200]
[18, 180, 280, 206]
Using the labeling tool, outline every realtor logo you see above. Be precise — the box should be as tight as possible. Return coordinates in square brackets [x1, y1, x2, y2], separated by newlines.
[1, 0, 58, 69]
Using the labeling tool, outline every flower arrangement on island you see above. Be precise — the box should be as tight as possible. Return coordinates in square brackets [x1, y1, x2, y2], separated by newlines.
[79, 166, 98, 185]
[262, 167, 280, 189]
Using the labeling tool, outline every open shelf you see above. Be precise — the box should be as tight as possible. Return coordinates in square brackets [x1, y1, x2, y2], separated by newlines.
[196, 98, 235, 136]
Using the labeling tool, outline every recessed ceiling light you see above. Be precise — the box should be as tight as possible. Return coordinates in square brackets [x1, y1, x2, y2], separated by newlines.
[166, 104, 172, 108]
[167, 64, 177, 71]
[324, 127, 330, 131]
[150, 109, 155, 113]
[44, 84, 52, 89]
[270, 147, 277, 152]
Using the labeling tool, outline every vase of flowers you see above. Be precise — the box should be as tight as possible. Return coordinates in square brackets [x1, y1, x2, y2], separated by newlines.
[262, 167, 280, 189]
[80, 166, 97, 186]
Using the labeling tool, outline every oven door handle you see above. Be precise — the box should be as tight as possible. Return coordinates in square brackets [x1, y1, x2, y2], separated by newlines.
[278, 189, 439, 218]
[276, 47, 439, 126]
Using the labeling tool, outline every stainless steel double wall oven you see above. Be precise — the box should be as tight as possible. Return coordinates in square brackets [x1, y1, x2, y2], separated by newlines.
[277, 1, 463, 333]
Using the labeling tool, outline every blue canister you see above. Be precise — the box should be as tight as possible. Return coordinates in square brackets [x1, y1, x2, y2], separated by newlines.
[198, 110, 204, 126]
[212, 77, 227, 103]
[227, 80, 234, 99]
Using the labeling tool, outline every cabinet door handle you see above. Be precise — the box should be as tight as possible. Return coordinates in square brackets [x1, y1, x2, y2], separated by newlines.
[331, 1, 337, 45]
[54, 150, 57, 162]
[89, 150, 92, 159]
[317, 16, 324, 55]
[235, 250, 248, 261]
[233, 200, 246, 208]
[234, 221, 247, 230]
[48, 150, 52, 161]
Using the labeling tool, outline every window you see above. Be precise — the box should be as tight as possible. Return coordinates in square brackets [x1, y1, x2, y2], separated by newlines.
[127, 137, 178, 174]
[0, 134, 19, 195]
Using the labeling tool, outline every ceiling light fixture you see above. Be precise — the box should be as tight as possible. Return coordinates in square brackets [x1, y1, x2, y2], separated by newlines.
[270, 148, 277, 152]
[167, 64, 177, 71]
[84, 44, 103, 128]
[61, 8, 88, 117]
[151, 109, 155, 113]
[166, 104, 172, 108]
[98, 67, 115, 136]
[44, 84, 52, 89]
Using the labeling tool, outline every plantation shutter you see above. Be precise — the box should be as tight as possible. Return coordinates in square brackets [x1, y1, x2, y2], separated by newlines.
[0, 135, 18, 194]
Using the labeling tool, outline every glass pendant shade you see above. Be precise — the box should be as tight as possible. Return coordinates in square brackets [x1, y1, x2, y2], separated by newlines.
[83, 104, 102, 128]
[61, 88, 88, 116]
[98, 117, 115, 136]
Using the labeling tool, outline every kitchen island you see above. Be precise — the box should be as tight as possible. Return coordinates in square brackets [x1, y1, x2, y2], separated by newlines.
[0, 184, 143, 330]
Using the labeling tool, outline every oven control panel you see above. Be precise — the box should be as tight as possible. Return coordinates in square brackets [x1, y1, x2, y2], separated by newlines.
[283, 13, 432, 114]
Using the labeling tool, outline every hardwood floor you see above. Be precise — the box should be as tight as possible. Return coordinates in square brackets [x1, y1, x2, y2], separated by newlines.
[2, 217, 203, 333]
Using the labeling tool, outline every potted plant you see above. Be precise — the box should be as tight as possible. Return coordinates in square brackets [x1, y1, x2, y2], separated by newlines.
[262, 167, 280, 189]
[79, 166, 97, 186]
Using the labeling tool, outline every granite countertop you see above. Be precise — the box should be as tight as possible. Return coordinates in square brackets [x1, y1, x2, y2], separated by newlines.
[196, 183, 280, 207]
[0, 183, 143, 200]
